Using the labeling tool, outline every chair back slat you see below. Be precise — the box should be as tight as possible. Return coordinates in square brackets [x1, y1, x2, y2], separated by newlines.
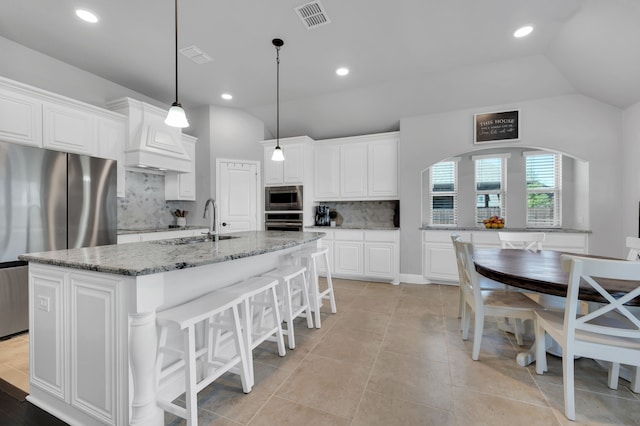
[563, 256, 640, 341]
[498, 232, 545, 251]
[452, 239, 484, 306]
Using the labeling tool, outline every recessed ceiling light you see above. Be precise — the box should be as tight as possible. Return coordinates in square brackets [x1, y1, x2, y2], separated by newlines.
[513, 25, 533, 38]
[336, 67, 349, 76]
[221, 93, 233, 100]
[75, 9, 99, 23]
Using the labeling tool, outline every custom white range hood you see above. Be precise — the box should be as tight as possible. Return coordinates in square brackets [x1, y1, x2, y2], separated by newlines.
[107, 97, 191, 173]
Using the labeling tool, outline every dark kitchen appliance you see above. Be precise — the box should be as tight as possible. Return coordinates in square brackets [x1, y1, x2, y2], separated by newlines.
[265, 212, 303, 231]
[315, 205, 331, 226]
[0, 140, 117, 338]
[265, 185, 303, 211]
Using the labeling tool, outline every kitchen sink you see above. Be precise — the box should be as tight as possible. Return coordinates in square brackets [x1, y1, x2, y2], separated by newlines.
[150, 235, 238, 245]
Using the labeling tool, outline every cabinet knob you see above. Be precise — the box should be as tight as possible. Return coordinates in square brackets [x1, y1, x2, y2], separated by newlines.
[222, 222, 227, 227]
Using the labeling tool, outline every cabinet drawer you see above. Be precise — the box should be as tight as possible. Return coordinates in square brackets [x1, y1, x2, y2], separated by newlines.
[365, 230, 398, 243]
[333, 230, 364, 241]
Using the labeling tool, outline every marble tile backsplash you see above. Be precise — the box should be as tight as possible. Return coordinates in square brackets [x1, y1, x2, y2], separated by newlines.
[318, 201, 399, 227]
[117, 171, 195, 230]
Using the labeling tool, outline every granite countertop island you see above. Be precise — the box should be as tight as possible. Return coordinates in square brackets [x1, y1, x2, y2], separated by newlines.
[20, 230, 325, 276]
[20, 230, 325, 426]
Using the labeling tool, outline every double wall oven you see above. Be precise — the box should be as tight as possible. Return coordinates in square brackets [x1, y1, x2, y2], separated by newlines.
[265, 185, 303, 231]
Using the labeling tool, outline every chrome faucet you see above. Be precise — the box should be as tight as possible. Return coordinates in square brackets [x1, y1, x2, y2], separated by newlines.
[203, 198, 218, 242]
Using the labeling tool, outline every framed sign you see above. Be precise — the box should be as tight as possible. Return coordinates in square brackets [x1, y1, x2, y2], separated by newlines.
[474, 110, 519, 144]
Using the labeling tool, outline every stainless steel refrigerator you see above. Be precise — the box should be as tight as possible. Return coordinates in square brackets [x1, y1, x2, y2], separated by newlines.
[0, 140, 117, 338]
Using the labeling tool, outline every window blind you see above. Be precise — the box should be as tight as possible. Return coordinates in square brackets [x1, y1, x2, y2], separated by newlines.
[525, 151, 561, 227]
[429, 160, 457, 225]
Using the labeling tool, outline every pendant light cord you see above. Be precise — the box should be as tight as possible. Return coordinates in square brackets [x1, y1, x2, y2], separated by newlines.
[174, 0, 179, 103]
[276, 43, 280, 146]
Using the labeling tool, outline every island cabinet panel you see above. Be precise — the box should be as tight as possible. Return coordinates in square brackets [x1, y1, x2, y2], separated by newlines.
[29, 267, 67, 401]
[29, 264, 128, 426]
[69, 273, 124, 425]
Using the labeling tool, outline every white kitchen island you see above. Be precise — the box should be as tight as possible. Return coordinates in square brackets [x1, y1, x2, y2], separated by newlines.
[18, 231, 325, 426]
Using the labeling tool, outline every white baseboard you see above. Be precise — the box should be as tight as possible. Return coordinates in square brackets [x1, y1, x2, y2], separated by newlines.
[399, 273, 459, 286]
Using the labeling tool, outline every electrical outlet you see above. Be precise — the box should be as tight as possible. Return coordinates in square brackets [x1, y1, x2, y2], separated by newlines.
[37, 296, 50, 312]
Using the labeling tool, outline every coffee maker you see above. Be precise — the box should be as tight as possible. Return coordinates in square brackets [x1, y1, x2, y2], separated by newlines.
[315, 205, 330, 226]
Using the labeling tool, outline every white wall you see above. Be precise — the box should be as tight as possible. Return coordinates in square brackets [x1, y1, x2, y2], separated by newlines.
[622, 101, 640, 241]
[400, 94, 623, 275]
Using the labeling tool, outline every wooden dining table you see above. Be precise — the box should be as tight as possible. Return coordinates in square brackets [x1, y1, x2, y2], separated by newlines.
[472, 248, 640, 366]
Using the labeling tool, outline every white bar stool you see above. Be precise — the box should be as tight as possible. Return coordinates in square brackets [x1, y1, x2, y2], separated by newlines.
[262, 264, 314, 349]
[155, 291, 252, 426]
[290, 246, 337, 328]
[218, 276, 286, 385]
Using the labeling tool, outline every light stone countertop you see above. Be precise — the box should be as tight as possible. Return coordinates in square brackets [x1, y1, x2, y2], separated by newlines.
[305, 225, 400, 231]
[117, 226, 209, 235]
[19, 231, 325, 277]
[419, 226, 591, 233]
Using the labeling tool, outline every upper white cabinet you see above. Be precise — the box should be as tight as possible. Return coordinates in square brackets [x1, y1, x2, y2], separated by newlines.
[43, 102, 94, 155]
[0, 85, 42, 147]
[313, 144, 340, 198]
[97, 114, 126, 198]
[165, 134, 197, 200]
[262, 136, 312, 186]
[314, 132, 399, 201]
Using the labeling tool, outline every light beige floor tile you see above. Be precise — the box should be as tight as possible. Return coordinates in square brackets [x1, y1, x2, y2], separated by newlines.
[448, 350, 548, 406]
[352, 390, 455, 426]
[326, 277, 368, 290]
[332, 307, 392, 336]
[194, 362, 293, 424]
[530, 356, 638, 399]
[252, 332, 318, 372]
[388, 311, 446, 334]
[394, 297, 444, 317]
[249, 395, 350, 426]
[354, 292, 400, 315]
[453, 387, 559, 426]
[400, 283, 445, 301]
[445, 320, 519, 360]
[367, 350, 454, 411]
[165, 410, 242, 426]
[538, 382, 640, 425]
[381, 325, 449, 363]
[275, 353, 370, 419]
[311, 326, 383, 368]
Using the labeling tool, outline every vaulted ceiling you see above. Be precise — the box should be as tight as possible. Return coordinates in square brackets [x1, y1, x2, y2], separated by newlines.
[1, 0, 638, 140]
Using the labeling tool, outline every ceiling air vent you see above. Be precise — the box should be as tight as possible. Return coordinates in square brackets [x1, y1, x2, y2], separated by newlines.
[295, 1, 331, 29]
[179, 45, 212, 64]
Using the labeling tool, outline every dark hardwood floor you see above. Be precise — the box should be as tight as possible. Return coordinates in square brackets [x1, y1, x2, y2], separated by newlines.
[0, 386, 67, 426]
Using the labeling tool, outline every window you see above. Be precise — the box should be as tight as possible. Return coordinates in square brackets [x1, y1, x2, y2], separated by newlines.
[525, 151, 561, 227]
[429, 159, 458, 225]
[473, 154, 509, 224]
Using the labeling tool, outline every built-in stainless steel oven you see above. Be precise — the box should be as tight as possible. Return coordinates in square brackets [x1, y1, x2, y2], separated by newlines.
[265, 185, 303, 211]
[265, 212, 303, 232]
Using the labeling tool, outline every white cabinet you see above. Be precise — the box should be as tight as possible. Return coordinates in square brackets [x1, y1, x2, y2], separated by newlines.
[340, 143, 368, 198]
[368, 139, 399, 197]
[0, 86, 42, 147]
[97, 115, 126, 198]
[29, 264, 127, 425]
[314, 132, 399, 200]
[364, 230, 399, 281]
[262, 137, 311, 186]
[314, 144, 340, 198]
[43, 102, 94, 155]
[319, 229, 399, 283]
[165, 134, 197, 200]
[422, 230, 590, 283]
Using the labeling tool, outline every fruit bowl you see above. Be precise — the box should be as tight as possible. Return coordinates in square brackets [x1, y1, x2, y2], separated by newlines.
[483, 216, 505, 229]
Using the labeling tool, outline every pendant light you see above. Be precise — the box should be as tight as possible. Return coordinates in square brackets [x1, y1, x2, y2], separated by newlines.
[165, 0, 189, 128]
[271, 38, 285, 162]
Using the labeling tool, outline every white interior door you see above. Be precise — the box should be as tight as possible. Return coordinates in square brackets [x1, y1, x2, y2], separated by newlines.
[216, 159, 260, 233]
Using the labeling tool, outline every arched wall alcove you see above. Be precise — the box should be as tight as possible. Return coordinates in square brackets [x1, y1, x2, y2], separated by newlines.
[419, 145, 590, 230]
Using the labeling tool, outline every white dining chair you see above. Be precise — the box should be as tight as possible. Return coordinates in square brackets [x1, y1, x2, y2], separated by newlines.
[626, 236, 640, 261]
[534, 255, 640, 421]
[453, 239, 544, 360]
[498, 232, 545, 251]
